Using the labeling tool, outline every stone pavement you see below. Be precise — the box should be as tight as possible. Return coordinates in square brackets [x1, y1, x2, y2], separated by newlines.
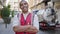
[0, 18, 15, 34]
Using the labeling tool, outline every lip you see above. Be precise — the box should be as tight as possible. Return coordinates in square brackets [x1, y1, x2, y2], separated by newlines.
[24, 7, 27, 9]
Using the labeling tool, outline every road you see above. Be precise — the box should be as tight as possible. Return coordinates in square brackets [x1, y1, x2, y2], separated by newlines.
[0, 21, 60, 34]
[0, 18, 60, 34]
[38, 29, 60, 34]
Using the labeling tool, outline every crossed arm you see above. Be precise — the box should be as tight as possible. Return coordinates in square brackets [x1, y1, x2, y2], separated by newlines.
[13, 25, 38, 33]
[13, 15, 39, 33]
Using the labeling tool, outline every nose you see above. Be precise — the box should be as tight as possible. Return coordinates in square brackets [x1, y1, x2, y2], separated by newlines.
[23, 4, 27, 7]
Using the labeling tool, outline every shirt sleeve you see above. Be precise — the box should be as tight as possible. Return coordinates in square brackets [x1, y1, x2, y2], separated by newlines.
[12, 15, 20, 27]
[33, 15, 39, 31]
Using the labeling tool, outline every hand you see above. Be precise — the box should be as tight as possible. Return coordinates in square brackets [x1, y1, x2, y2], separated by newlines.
[25, 25, 38, 33]
[28, 25, 33, 28]
[26, 25, 36, 30]
[25, 25, 32, 29]
[30, 26, 37, 30]
[26, 27, 38, 33]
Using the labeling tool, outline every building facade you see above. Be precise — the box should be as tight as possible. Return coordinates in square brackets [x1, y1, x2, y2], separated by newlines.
[8, 0, 21, 11]
[28, 0, 44, 11]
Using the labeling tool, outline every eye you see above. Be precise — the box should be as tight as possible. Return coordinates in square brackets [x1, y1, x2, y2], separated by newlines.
[24, 3, 27, 5]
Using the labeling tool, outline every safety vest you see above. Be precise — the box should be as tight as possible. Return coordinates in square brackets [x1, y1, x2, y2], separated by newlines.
[15, 13, 36, 34]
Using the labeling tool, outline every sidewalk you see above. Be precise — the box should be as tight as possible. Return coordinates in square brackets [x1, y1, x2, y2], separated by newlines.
[0, 18, 15, 34]
[0, 18, 4, 24]
[0, 18, 40, 34]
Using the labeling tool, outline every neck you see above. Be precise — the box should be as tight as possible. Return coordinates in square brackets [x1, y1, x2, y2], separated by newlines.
[22, 11, 28, 14]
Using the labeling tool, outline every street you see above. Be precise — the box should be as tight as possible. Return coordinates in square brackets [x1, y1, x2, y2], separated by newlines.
[0, 18, 60, 34]
[0, 23, 60, 34]
[0, 0, 60, 34]
[38, 29, 60, 34]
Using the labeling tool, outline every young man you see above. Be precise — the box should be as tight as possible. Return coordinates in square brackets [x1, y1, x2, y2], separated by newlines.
[43, 2, 55, 23]
[12, 0, 39, 34]
[37, 2, 55, 23]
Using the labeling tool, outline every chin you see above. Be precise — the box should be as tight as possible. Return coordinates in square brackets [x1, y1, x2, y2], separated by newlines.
[24, 10, 28, 12]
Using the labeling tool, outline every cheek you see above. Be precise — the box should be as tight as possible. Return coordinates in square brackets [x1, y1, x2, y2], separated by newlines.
[20, 6, 23, 9]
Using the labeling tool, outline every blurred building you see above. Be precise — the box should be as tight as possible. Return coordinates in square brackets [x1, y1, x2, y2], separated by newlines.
[0, 0, 6, 18]
[54, 2, 60, 10]
[28, 0, 47, 11]
[8, 0, 21, 11]
[28, 0, 60, 11]
[28, 0, 60, 22]
[54, 1, 60, 23]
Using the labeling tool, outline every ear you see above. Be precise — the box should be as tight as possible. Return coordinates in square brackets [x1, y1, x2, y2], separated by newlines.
[27, 4, 29, 8]
[19, 2, 21, 9]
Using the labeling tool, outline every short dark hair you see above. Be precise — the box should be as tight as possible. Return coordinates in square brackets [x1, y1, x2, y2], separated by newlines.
[45, 2, 48, 6]
[19, 0, 27, 6]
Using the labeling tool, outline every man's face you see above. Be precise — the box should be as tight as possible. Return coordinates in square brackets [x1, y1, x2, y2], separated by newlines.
[20, 1, 28, 13]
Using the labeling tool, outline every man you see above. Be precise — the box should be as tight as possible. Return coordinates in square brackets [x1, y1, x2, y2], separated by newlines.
[42, 2, 55, 22]
[37, 2, 55, 23]
[36, 2, 49, 23]
[12, 0, 39, 34]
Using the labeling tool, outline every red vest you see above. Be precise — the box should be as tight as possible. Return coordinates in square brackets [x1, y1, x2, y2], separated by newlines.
[15, 13, 36, 34]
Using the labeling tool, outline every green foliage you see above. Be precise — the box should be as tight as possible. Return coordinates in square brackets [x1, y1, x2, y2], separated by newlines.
[1, 5, 11, 18]
[12, 10, 14, 17]
[0, 11, 1, 16]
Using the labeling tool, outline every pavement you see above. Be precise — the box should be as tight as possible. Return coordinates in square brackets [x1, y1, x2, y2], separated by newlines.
[0, 18, 60, 34]
[0, 18, 4, 24]
[0, 18, 15, 34]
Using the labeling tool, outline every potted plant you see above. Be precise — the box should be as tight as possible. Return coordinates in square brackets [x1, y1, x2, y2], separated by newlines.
[1, 5, 11, 24]
[11, 10, 14, 17]
[0, 10, 1, 18]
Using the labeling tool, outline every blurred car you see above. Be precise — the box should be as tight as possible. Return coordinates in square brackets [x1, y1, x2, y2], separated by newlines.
[39, 21, 56, 30]
[56, 21, 60, 28]
[39, 20, 60, 30]
[32, 9, 60, 30]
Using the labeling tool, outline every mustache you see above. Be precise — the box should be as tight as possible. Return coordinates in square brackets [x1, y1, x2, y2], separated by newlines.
[23, 6, 28, 8]
[23, 7, 27, 8]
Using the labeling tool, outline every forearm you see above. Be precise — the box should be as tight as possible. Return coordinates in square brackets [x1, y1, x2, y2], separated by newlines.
[25, 26, 38, 33]
[13, 26, 28, 32]
[13, 25, 38, 33]
[26, 29, 38, 33]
